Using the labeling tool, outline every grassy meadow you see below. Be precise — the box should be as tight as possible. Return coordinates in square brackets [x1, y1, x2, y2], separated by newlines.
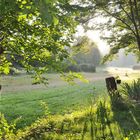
[0, 67, 140, 139]
[1, 71, 109, 129]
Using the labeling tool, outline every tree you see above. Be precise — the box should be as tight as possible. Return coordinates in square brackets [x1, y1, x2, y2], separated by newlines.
[76, 0, 140, 62]
[0, 0, 81, 83]
[73, 36, 101, 66]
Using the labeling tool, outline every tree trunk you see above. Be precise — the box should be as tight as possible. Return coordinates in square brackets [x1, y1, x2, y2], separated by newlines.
[137, 38, 140, 51]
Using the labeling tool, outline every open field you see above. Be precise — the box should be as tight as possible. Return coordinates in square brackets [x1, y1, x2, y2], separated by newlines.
[1, 72, 109, 129]
[1, 67, 139, 94]
[0, 67, 140, 131]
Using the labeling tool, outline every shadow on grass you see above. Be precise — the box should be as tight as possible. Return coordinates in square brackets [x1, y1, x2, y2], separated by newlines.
[109, 93, 140, 140]
[82, 94, 140, 140]
[18, 99, 140, 140]
[2, 95, 140, 140]
[96, 101, 114, 140]
[89, 101, 123, 140]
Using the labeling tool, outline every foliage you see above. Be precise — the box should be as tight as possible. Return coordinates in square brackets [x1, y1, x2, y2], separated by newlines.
[61, 72, 89, 84]
[79, 64, 96, 72]
[65, 64, 81, 72]
[64, 36, 101, 73]
[121, 79, 140, 101]
[73, 36, 101, 66]
[77, 0, 140, 62]
[0, 113, 17, 140]
[0, 0, 84, 82]
[65, 63, 96, 72]
[108, 90, 129, 111]
[40, 101, 50, 116]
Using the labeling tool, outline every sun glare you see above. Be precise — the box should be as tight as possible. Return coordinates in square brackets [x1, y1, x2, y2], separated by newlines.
[75, 25, 110, 55]
[86, 30, 110, 55]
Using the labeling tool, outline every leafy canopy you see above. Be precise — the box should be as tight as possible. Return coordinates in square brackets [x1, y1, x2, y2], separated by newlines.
[0, 0, 82, 82]
[77, 0, 140, 62]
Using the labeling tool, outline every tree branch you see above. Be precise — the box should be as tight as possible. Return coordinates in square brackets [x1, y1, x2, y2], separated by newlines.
[0, 36, 4, 42]
[103, 8, 137, 37]
[133, 0, 140, 28]
[119, 2, 133, 23]
[129, 0, 140, 51]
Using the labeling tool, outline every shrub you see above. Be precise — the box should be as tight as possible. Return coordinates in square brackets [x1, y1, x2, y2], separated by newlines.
[79, 64, 96, 72]
[65, 64, 80, 72]
[0, 113, 16, 140]
[121, 79, 140, 101]
[133, 65, 140, 70]
[109, 91, 128, 111]
[64, 63, 96, 73]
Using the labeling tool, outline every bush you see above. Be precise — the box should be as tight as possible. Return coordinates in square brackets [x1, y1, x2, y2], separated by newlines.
[73, 36, 101, 66]
[121, 79, 140, 101]
[0, 113, 16, 140]
[109, 91, 128, 111]
[65, 63, 96, 73]
[133, 65, 140, 70]
[65, 64, 80, 72]
[79, 64, 96, 72]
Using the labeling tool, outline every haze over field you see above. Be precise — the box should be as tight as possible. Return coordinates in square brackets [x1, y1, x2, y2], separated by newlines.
[76, 25, 140, 68]
[0, 0, 140, 139]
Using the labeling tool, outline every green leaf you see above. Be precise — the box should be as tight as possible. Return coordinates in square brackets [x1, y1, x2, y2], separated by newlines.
[22, 0, 27, 5]
[53, 16, 59, 25]
[3, 67, 10, 75]
[45, 0, 51, 4]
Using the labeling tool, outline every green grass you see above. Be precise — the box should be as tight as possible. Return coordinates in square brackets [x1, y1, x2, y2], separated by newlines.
[0, 80, 106, 129]
[0, 70, 140, 139]
[2, 99, 140, 140]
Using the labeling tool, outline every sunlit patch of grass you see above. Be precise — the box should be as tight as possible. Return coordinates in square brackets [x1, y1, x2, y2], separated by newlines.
[2, 99, 139, 140]
[1, 94, 140, 140]
[1, 70, 140, 139]
[0, 81, 106, 129]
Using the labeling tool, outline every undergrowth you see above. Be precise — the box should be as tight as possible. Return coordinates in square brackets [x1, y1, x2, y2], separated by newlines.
[121, 79, 140, 101]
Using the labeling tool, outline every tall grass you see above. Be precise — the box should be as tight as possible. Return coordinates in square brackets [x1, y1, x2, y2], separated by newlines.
[121, 79, 140, 101]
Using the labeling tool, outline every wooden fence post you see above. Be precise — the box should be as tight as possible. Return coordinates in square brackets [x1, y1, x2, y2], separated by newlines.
[105, 77, 117, 95]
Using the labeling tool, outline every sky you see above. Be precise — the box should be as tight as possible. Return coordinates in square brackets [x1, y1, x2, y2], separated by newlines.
[75, 25, 110, 55]
[75, 25, 139, 67]
[74, 9, 140, 67]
